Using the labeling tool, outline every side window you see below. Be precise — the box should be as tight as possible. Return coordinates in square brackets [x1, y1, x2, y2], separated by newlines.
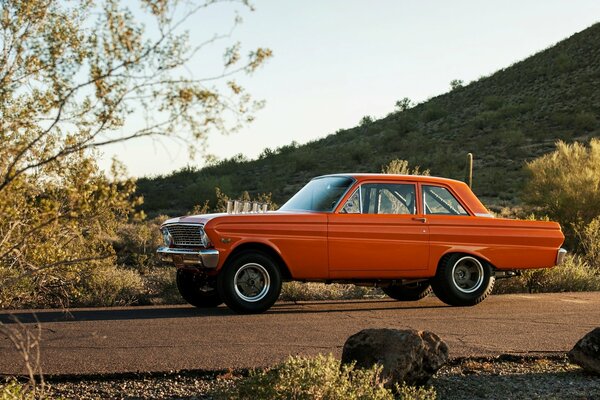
[422, 185, 469, 215]
[341, 189, 361, 213]
[340, 183, 416, 214]
[342, 183, 416, 214]
[361, 183, 416, 214]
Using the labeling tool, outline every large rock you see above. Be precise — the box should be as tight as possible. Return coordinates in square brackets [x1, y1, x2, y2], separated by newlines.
[569, 327, 600, 375]
[341, 328, 448, 387]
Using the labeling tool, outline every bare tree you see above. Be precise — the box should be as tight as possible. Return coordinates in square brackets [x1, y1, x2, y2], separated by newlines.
[0, 0, 272, 193]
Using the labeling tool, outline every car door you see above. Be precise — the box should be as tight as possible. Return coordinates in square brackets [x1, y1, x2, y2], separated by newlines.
[327, 181, 430, 279]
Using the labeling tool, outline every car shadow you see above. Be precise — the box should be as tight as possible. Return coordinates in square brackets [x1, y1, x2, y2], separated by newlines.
[251, 300, 450, 316]
[0, 300, 447, 324]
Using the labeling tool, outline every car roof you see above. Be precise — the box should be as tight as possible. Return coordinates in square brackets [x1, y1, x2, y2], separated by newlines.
[315, 173, 465, 185]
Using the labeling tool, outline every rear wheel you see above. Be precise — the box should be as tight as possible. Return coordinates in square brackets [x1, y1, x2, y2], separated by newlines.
[382, 281, 432, 301]
[431, 254, 494, 306]
[176, 269, 223, 308]
[217, 251, 282, 314]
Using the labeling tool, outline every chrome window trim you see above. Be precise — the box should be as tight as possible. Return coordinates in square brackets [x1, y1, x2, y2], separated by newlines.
[358, 184, 363, 213]
[350, 182, 417, 215]
[422, 184, 471, 216]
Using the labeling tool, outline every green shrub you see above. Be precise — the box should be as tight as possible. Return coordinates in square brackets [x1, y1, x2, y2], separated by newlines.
[472, 111, 500, 129]
[421, 105, 446, 122]
[74, 263, 145, 307]
[360, 116, 374, 126]
[522, 139, 600, 246]
[140, 268, 183, 305]
[494, 255, 600, 294]
[214, 354, 436, 400]
[500, 129, 526, 147]
[550, 112, 573, 128]
[0, 379, 35, 400]
[575, 216, 600, 270]
[483, 96, 503, 111]
[554, 52, 574, 72]
[449, 79, 464, 90]
[395, 97, 414, 112]
[113, 217, 165, 273]
[0, 156, 140, 309]
[280, 282, 382, 301]
[574, 111, 597, 131]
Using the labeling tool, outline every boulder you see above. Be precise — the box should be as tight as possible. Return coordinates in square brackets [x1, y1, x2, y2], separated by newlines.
[568, 327, 600, 375]
[341, 328, 448, 387]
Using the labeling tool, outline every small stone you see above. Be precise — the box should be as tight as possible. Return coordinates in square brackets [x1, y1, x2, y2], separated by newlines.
[568, 327, 600, 375]
[341, 328, 448, 387]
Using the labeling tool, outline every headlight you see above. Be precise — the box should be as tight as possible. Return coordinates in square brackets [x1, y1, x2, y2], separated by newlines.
[199, 226, 212, 248]
[161, 228, 173, 246]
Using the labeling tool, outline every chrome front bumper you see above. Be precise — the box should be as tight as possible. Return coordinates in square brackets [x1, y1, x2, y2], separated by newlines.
[556, 248, 567, 265]
[157, 247, 219, 269]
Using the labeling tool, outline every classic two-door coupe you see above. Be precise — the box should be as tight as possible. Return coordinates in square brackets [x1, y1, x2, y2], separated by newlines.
[157, 174, 566, 314]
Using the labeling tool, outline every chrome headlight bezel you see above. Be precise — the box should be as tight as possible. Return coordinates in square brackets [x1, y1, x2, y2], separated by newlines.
[199, 225, 212, 248]
[161, 228, 173, 247]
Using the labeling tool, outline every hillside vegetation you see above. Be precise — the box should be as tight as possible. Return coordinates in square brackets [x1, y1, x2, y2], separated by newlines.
[140, 23, 599, 216]
[138, 24, 600, 215]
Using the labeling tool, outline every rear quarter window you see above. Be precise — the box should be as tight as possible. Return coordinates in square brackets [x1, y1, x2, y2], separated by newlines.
[423, 185, 469, 216]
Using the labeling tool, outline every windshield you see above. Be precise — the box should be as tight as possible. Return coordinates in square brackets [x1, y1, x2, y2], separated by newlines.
[280, 176, 354, 212]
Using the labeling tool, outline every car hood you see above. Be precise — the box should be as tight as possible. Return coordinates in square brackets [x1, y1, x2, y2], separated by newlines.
[161, 213, 226, 226]
[161, 210, 316, 226]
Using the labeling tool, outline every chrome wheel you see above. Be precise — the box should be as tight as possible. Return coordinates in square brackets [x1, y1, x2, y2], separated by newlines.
[451, 256, 484, 293]
[233, 263, 271, 302]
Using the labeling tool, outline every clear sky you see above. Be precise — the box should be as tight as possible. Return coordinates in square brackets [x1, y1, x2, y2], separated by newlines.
[98, 0, 600, 178]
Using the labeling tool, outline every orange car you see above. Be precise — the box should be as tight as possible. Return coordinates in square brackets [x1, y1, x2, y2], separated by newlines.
[157, 174, 566, 314]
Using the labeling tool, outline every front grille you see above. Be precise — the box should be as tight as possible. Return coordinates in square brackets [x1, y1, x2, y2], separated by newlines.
[166, 224, 204, 247]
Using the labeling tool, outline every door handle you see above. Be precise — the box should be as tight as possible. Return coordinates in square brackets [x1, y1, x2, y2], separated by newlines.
[412, 217, 427, 223]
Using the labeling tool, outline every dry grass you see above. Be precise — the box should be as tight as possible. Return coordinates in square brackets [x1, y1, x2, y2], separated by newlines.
[494, 255, 600, 294]
[280, 282, 384, 301]
[213, 354, 436, 400]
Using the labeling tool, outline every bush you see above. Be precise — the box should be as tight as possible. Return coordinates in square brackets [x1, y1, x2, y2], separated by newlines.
[360, 116, 374, 126]
[280, 282, 382, 301]
[140, 268, 183, 305]
[113, 217, 165, 273]
[74, 263, 145, 307]
[421, 105, 446, 122]
[494, 255, 600, 294]
[214, 354, 436, 400]
[574, 111, 597, 132]
[0, 155, 140, 309]
[575, 216, 600, 270]
[483, 95, 503, 111]
[0, 379, 35, 400]
[381, 159, 430, 176]
[472, 111, 500, 130]
[522, 139, 600, 245]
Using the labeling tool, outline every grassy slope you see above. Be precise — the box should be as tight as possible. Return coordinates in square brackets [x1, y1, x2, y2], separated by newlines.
[138, 23, 600, 217]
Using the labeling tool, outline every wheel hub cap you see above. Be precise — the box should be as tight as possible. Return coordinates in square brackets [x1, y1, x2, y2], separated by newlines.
[451, 256, 485, 294]
[234, 263, 270, 302]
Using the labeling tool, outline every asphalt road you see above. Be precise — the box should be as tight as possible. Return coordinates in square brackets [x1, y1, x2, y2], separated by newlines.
[1, 292, 599, 376]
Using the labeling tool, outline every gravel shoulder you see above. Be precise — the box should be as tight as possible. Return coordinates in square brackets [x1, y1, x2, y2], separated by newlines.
[38, 355, 600, 400]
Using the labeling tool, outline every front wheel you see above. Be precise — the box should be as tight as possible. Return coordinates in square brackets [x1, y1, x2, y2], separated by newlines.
[382, 281, 432, 301]
[176, 269, 223, 308]
[217, 251, 282, 314]
[431, 254, 495, 306]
